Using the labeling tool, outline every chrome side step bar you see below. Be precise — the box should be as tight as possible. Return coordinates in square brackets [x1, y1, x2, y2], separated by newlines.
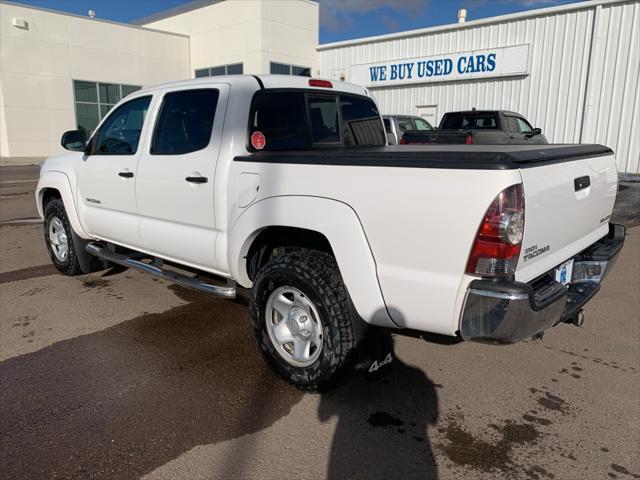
[85, 243, 236, 299]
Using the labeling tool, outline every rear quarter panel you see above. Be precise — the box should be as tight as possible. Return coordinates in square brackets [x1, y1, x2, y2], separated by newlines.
[230, 159, 522, 336]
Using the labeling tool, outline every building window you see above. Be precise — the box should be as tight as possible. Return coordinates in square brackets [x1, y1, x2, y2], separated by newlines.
[194, 63, 243, 78]
[270, 62, 310, 76]
[73, 80, 141, 135]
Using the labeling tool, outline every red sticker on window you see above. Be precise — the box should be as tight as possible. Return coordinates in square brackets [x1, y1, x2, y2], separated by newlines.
[251, 131, 266, 150]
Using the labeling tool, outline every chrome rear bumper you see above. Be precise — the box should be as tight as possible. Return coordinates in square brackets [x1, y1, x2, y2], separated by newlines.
[459, 223, 625, 344]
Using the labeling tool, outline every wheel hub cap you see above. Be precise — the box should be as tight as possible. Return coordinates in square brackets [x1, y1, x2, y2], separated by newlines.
[266, 286, 323, 367]
[48, 216, 69, 262]
[288, 307, 312, 339]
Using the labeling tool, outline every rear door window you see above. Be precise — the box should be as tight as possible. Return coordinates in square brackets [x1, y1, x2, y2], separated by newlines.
[151, 89, 219, 155]
[309, 96, 340, 144]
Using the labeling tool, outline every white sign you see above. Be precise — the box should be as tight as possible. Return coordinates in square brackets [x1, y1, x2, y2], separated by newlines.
[350, 44, 530, 87]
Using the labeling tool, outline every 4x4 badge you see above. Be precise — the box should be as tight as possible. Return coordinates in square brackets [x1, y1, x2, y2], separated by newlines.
[368, 353, 394, 373]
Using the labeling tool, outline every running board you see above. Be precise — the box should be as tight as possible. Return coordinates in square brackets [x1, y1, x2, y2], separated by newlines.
[85, 243, 236, 299]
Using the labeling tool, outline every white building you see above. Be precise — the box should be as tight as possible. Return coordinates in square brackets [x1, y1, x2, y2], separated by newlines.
[0, 0, 638, 174]
[320, 0, 640, 174]
[0, 0, 318, 158]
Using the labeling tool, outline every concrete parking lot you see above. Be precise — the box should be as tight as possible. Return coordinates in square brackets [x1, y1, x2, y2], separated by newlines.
[1, 166, 639, 480]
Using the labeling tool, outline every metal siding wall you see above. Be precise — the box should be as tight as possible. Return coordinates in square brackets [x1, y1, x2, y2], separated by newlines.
[582, 2, 640, 173]
[320, 0, 639, 173]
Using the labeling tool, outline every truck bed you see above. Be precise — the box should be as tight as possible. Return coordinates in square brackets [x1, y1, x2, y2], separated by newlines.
[234, 141, 618, 333]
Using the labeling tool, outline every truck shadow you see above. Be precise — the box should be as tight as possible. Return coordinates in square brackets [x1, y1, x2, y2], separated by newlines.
[0, 284, 304, 480]
[319, 332, 440, 480]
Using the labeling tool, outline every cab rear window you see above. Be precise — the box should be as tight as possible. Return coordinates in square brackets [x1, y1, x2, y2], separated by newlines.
[249, 92, 309, 150]
[249, 90, 385, 151]
[441, 113, 500, 130]
[340, 95, 385, 146]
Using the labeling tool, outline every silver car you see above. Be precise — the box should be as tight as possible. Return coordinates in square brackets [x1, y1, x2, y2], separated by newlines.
[382, 115, 434, 145]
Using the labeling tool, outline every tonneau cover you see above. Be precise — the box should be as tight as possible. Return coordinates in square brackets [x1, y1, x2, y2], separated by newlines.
[235, 144, 612, 170]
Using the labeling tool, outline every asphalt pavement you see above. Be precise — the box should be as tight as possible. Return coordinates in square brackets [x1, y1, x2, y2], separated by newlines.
[0, 166, 638, 480]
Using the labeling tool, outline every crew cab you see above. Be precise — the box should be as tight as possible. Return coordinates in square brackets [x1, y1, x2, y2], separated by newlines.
[36, 75, 624, 391]
[401, 110, 548, 145]
[382, 114, 434, 145]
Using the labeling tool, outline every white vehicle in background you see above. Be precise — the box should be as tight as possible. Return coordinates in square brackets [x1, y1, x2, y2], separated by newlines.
[36, 75, 624, 391]
[382, 114, 434, 145]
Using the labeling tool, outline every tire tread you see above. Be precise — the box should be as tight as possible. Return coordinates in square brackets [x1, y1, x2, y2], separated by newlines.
[249, 249, 356, 392]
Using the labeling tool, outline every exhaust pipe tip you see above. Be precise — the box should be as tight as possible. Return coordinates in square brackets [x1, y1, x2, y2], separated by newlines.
[572, 310, 585, 327]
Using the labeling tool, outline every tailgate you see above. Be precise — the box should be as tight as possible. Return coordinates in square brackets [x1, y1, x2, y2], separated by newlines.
[431, 130, 469, 144]
[515, 146, 618, 283]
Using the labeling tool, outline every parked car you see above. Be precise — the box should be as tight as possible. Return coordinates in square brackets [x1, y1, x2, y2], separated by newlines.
[401, 110, 548, 145]
[37, 75, 623, 391]
[382, 114, 434, 145]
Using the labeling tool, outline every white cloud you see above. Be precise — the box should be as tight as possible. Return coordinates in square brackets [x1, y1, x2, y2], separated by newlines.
[319, 0, 429, 32]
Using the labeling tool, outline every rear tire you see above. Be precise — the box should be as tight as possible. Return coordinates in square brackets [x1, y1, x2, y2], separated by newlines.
[43, 198, 83, 276]
[249, 250, 356, 392]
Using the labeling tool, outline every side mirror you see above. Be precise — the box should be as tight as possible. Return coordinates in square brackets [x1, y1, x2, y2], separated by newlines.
[532, 128, 542, 136]
[61, 130, 87, 152]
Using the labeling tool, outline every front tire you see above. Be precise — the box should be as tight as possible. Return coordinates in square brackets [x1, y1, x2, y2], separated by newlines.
[43, 198, 83, 276]
[249, 250, 356, 392]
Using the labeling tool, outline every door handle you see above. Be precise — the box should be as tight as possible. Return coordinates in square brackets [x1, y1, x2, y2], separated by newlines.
[118, 171, 134, 178]
[185, 176, 208, 184]
[574, 175, 590, 192]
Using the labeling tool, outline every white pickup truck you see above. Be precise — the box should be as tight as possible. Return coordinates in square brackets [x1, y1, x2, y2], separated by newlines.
[37, 75, 624, 390]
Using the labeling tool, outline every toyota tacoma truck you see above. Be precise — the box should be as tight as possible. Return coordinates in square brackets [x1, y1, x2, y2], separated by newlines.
[36, 75, 624, 391]
[401, 110, 548, 145]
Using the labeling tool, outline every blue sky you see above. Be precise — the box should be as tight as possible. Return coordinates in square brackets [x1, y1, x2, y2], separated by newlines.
[13, 0, 584, 43]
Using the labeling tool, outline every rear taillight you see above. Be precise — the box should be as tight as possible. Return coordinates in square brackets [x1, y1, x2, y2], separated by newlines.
[466, 184, 525, 277]
[399, 135, 406, 144]
[465, 134, 474, 144]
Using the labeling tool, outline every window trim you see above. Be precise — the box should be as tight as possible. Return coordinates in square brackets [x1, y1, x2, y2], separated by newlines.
[149, 88, 220, 156]
[90, 94, 152, 156]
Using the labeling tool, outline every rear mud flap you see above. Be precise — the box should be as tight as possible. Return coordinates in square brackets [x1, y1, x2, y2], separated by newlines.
[354, 325, 395, 380]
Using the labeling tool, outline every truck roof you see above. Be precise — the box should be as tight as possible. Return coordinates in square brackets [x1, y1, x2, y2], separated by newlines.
[382, 114, 424, 119]
[130, 74, 369, 97]
[444, 110, 521, 116]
